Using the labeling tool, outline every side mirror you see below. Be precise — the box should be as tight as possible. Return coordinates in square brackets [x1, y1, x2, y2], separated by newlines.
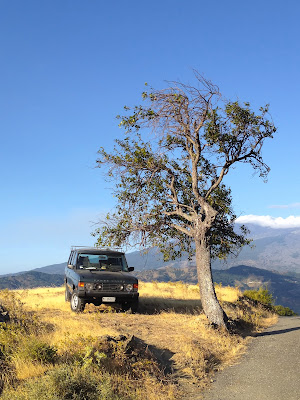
[128, 267, 134, 272]
[68, 264, 74, 269]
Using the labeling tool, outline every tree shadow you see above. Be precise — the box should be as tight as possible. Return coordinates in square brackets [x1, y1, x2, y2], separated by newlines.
[138, 297, 203, 315]
[85, 298, 204, 315]
[255, 325, 300, 337]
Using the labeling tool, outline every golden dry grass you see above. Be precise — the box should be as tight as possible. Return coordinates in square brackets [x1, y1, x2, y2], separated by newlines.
[0, 282, 277, 400]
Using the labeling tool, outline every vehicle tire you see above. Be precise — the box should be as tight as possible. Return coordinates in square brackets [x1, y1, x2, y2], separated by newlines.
[65, 285, 71, 302]
[121, 303, 131, 312]
[130, 299, 139, 314]
[70, 292, 85, 312]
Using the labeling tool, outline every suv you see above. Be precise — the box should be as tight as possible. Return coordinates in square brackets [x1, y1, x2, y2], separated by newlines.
[65, 247, 139, 313]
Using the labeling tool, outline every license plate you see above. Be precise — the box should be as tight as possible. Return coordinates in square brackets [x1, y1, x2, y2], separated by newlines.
[102, 297, 116, 302]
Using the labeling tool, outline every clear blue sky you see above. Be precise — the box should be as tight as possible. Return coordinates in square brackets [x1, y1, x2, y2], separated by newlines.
[1, 0, 300, 273]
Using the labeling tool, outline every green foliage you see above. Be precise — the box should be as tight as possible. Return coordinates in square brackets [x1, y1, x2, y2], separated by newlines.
[243, 288, 274, 307]
[243, 288, 297, 315]
[1, 365, 122, 400]
[94, 73, 275, 264]
[273, 305, 297, 316]
[20, 337, 57, 364]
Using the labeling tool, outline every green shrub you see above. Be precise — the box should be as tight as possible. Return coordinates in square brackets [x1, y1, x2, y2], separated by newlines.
[0, 323, 24, 357]
[243, 288, 297, 316]
[273, 305, 297, 316]
[1, 364, 124, 400]
[20, 337, 57, 364]
[243, 287, 274, 307]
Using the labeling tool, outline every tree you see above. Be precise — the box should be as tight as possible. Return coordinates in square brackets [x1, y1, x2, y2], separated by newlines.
[94, 73, 276, 328]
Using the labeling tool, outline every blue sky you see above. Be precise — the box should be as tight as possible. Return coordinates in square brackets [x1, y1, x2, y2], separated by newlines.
[1, 0, 300, 273]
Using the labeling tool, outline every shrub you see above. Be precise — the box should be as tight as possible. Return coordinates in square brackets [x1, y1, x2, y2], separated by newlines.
[273, 305, 297, 316]
[243, 287, 274, 307]
[20, 337, 57, 364]
[0, 323, 24, 357]
[243, 288, 297, 316]
[1, 364, 123, 400]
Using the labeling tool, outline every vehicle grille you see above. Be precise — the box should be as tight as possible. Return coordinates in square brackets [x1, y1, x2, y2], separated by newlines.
[94, 283, 124, 291]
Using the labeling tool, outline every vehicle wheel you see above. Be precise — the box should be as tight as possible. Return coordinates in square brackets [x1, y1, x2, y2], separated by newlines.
[121, 303, 131, 312]
[130, 299, 139, 314]
[65, 285, 71, 302]
[70, 292, 85, 312]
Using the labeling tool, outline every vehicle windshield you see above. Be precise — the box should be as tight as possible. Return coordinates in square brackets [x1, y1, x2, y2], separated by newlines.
[77, 253, 128, 272]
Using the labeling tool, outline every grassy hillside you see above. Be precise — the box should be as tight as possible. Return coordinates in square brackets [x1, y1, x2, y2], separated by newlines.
[0, 283, 276, 400]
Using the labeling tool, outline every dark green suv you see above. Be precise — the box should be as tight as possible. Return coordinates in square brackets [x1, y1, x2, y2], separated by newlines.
[65, 247, 139, 313]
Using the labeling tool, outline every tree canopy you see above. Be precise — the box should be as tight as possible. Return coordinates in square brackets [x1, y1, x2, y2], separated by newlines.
[94, 73, 276, 327]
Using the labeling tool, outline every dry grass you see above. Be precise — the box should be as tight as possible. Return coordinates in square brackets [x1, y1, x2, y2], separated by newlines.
[12, 357, 50, 380]
[0, 282, 277, 400]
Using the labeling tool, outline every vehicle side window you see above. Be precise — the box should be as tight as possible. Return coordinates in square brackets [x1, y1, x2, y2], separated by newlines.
[68, 251, 73, 265]
[72, 252, 77, 267]
[122, 256, 129, 271]
[69, 251, 77, 266]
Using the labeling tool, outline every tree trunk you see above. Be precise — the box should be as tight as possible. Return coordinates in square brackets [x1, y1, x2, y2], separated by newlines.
[195, 235, 228, 328]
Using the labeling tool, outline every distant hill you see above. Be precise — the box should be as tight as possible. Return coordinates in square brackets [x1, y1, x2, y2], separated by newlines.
[33, 262, 67, 274]
[7, 224, 298, 277]
[214, 224, 300, 273]
[0, 271, 64, 290]
[126, 225, 300, 274]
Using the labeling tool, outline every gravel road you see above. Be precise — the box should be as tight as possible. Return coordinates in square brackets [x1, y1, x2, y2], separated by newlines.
[202, 316, 300, 400]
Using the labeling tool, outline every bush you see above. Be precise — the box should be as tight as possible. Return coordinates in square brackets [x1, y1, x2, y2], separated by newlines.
[243, 287, 274, 307]
[273, 305, 297, 316]
[1, 364, 124, 400]
[243, 288, 297, 316]
[20, 338, 57, 364]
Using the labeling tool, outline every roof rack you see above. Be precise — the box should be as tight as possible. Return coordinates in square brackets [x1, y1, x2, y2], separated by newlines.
[70, 245, 123, 252]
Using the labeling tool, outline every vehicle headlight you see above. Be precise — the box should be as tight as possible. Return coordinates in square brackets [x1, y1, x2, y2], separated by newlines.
[85, 283, 94, 291]
[125, 284, 133, 291]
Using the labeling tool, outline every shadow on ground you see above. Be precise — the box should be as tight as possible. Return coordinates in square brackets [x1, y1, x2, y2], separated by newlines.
[255, 325, 300, 337]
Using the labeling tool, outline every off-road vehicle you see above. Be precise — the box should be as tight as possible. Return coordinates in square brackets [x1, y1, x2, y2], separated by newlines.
[65, 247, 139, 313]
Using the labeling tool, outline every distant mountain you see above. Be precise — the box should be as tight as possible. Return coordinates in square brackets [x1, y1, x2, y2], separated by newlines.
[134, 264, 300, 314]
[0, 264, 298, 313]
[33, 262, 67, 275]
[126, 224, 300, 274]
[8, 224, 298, 277]
[0, 271, 64, 290]
[213, 224, 300, 273]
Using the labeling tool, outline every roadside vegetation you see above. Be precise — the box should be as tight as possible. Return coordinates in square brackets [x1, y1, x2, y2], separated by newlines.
[0, 282, 277, 400]
[243, 287, 297, 316]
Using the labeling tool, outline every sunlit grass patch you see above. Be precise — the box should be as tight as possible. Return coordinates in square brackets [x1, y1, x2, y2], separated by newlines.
[215, 283, 241, 303]
[12, 357, 50, 380]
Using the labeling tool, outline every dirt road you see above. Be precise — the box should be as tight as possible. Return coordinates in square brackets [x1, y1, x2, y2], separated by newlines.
[202, 316, 300, 400]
